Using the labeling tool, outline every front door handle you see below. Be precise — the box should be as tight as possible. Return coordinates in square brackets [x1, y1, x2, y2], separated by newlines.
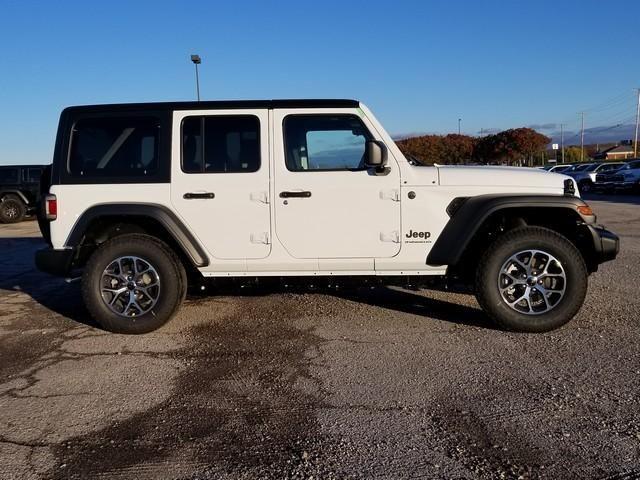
[279, 191, 311, 198]
[183, 192, 215, 199]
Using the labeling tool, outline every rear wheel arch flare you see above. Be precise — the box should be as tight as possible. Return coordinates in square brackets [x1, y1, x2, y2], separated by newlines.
[66, 203, 209, 268]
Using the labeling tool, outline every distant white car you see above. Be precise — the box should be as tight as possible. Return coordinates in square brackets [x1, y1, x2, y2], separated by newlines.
[566, 162, 624, 192]
[543, 164, 574, 173]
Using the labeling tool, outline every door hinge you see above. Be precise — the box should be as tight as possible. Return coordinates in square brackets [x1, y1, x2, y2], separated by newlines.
[250, 191, 269, 204]
[379, 189, 400, 201]
[379, 231, 400, 243]
[250, 232, 270, 244]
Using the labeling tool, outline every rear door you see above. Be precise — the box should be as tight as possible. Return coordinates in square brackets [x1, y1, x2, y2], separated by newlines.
[273, 109, 401, 259]
[171, 109, 271, 260]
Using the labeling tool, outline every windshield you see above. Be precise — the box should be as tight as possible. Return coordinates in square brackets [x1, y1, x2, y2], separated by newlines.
[584, 164, 601, 172]
[575, 163, 593, 171]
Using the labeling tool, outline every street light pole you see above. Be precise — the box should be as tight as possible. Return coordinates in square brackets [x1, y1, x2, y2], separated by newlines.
[634, 88, 640, 158]
[190, 54, 201, 101]
[458, 118, 461, 135]
[560, 124, 565, 164]
[580, 112, 585, 162]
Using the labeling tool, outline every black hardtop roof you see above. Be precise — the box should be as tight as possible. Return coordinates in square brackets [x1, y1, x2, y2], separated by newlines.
[63, 99, 359, 114]
[0, 164, 48, 169]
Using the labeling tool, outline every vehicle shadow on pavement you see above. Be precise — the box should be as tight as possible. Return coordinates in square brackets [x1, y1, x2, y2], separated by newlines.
[194, 281, 495, 330]
[0, 236, 99, 329]
[332, 286, 495, 330]
[583, 193, 640, 205]
[1, 234, 492, 332]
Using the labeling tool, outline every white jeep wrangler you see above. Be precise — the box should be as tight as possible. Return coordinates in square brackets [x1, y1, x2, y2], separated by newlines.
[36, 100, 619, 333]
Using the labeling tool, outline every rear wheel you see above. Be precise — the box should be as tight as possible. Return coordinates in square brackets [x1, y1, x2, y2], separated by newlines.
[0, 196, 26, 223]
[82, 234, 187, 333]
[475, 226, 588, 332]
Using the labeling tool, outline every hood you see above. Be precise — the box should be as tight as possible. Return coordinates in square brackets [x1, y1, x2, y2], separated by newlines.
[436, 165, 569, 190]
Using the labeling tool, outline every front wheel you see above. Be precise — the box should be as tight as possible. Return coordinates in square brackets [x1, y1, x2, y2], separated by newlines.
[82, 234, 187, 334]
[475, 227, 588, 332]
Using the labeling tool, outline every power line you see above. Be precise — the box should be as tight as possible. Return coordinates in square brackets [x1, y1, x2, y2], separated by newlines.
[586, 105, 636, 125]
[558, 114, 636, 145]
[583, 91, 634, 113]
[554, 90, 636, 130]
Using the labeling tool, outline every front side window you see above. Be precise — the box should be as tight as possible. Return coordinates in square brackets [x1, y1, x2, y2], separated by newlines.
[0, 168, 19, 184]
[68, 117, 160, 177]
[182, 115, 260, 173]
[284, 115, 372, 171]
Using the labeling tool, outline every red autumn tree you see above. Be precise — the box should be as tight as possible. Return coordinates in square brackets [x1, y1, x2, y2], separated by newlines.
[396, 134, 476, 165]
[475, 128, 550, 165]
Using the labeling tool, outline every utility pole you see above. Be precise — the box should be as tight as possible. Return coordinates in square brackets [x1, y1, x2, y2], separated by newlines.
[190, 54, 202, 101]
[634, 88, 640, 158]
[580, 112, 585, 162]
[560, 124, 565, 164]
[458, 118, 461, 135]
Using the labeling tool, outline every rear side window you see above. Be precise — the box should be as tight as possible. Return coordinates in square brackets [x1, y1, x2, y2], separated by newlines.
[182, 115, 260, 173]
[68, 117, 160, 177]
[283, 115, 372, 171]
[599, 163, 620, 172]
[0, 168, 19, 184]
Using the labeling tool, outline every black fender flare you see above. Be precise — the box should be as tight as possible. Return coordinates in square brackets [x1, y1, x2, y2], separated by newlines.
[426, 194, 596, 267]
[66, 203, 209, 267]
[1, 190, 29, 204]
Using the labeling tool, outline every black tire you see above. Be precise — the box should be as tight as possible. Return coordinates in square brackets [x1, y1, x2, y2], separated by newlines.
[0, 196, 26, 223]
[475, 226, 588, 333]
[82, 234, 187, 334]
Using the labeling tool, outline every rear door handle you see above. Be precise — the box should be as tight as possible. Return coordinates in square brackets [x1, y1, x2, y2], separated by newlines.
[279, 191, 311, 198]
[183, 192, 215, 199]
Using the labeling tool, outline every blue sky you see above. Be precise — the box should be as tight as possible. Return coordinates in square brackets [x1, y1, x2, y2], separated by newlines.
[1, 0, 639, 164]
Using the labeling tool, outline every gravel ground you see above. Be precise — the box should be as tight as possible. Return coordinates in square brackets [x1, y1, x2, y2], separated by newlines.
[1, 196, 639, 479]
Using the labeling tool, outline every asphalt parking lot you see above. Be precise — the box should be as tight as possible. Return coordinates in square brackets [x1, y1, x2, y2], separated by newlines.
[1, 195, 639, 480]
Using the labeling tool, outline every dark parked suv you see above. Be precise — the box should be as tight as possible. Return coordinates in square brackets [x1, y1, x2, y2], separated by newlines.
[0, 164, 48, 223]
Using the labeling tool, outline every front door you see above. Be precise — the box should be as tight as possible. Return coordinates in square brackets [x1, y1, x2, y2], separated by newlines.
[171, 109, 271, 260]
[273, 110, 401, 259]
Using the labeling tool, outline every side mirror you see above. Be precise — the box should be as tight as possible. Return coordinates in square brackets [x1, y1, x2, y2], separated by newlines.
[365, 140, 388, 169]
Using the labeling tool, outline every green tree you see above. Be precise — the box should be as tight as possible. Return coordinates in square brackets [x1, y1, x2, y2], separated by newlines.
[562, 146, 585, 163]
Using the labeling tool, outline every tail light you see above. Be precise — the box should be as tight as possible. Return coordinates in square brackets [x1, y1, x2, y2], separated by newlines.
[45, 194, 57, 220]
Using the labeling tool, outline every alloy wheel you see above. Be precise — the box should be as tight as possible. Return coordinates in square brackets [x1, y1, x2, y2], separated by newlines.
[100, 256, 160, 317]
[497, 249, 566, 315]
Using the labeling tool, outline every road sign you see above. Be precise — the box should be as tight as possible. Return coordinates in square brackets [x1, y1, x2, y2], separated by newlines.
[552, 143, 559, 150]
